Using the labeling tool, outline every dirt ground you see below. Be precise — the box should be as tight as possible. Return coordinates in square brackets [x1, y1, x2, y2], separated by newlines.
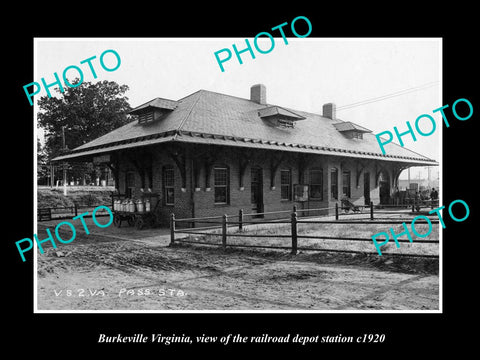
[35, 217, 440, 311]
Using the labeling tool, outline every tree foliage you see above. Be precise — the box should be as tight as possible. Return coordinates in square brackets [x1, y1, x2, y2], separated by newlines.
[38, 79, 133, 158]
[37, 138, 49, 184]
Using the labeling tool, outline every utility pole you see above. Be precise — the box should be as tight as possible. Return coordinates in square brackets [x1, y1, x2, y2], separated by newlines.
[50, 163, 54, 188]
[62, 125, 67, 196]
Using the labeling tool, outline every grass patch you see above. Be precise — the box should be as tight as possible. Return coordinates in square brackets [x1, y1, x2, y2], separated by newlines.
[180, 213, 440, 257]
[37, 186, 114, 208]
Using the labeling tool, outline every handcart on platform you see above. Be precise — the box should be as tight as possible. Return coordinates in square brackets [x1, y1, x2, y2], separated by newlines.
[340, 197, 362, 213]
[111, 193, 160, 230]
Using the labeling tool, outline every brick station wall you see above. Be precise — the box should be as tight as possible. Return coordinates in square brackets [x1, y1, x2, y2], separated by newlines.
[192, 147, 300, 222]
[115, 143, 391, 227]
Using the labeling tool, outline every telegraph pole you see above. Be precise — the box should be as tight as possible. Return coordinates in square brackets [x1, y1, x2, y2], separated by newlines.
[62, 125, 67, 196]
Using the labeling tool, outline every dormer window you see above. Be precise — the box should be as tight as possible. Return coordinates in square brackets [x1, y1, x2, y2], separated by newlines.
[138, 111, 154, 124]
[343, 130, 364, 139]
[258, 106, 306, 128]
[333, 121, 371, 139]
[129, 97, 178, 125]
[136, 109, 171, 124]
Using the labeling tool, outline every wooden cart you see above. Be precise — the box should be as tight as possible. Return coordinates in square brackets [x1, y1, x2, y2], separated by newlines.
[111, 193, 160, 230]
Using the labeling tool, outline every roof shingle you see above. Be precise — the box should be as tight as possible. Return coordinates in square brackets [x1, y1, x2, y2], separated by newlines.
[55, 89, 437, 165]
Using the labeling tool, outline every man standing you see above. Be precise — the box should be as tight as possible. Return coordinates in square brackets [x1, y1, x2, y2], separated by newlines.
[430, 187, 439, 208]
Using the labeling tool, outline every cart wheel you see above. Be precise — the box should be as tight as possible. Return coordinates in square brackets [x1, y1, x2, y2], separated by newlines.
[127, 216, 135, 227]
[113, 214, 122, 228]
[148, 215, 156, 227]
[135, 217, 144, 230]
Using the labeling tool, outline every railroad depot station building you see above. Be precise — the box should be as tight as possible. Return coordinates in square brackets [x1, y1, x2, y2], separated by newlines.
[54, 84, 438, 224]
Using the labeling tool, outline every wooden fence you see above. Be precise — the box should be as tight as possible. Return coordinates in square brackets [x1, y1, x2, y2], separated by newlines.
[170, 202, 440, 258]
[37, 202, 111, 221]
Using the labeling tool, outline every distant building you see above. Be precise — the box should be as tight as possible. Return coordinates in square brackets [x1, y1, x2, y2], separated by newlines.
[54, 84, 437, 223]
[398, 178, 440, 192]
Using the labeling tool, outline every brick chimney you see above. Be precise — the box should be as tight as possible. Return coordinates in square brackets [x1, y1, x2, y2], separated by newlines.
[323, 103, 336, 120]
[250, 84, 266, 105]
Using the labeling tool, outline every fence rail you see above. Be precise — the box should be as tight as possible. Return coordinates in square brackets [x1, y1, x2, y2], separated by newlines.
[170, 202, 440, 258]
[37, 203, 111, 221]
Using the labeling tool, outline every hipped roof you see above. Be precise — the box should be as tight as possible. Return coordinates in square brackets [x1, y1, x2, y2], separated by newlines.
[333, 121, 372, 133]
[53, 89, 438, 166]
[129, 97, 178, 114]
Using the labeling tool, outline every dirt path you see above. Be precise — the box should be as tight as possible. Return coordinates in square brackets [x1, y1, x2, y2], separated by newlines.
[35, 218, 439, 311]
[36, 247, 438, 311]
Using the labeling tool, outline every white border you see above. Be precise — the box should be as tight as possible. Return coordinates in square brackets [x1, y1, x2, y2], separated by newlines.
[33, 37, 443, 314]
[33, 38, 39, 312]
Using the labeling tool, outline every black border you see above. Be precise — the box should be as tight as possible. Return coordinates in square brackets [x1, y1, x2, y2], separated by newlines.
[6, 5, 477, 355]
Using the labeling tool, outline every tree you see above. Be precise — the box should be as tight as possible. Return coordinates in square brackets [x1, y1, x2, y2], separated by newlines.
[37, 137, 49, 185]
[37, 79, 133, 158]
[37, 80, 133, 185]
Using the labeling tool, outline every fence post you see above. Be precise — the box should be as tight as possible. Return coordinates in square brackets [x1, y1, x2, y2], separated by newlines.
[335, 202, 339, 220]
[74, 202, 78, 217]
[238, 208, 243, 232]
[370, 201, 374, 220]
[170, 213, 176, 245]
[291, 211, 298, 255]
[222, 214, 228, 250]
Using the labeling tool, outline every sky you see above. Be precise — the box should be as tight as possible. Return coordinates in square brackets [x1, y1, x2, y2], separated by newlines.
[34, 38, 441, 180]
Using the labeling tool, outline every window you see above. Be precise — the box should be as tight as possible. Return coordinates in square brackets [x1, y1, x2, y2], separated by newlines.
[309, 169, 323, 200]
[344, 130, 363, 139]
[126, 171, 135, 198]
[138, 111, 154, 124]
[342, 170, 351, 198]
[214, 167, 229, 204]
[142, 153, 153, 190]
[144, 165, 153, 189]
[331, 168, 338, 200]
[294, 184, 309, 202]
[352, 131, 363, 139]
[163, 166, 175, 205]
[280, 169, 292, 201]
